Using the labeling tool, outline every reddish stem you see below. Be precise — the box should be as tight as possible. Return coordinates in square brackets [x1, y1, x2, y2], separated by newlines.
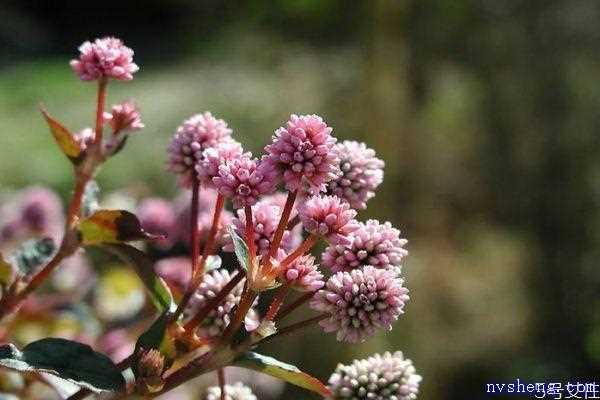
[244, 205, 256, 261]
[260, 314, 328, 345]
[183, 271, 244, 332]
[201, 193, 225, 265]
[221, 288, 257, 343]
[278, 234, 319, 271]
[264, 284, 290, 321]
[218, 368, 226, 400]
[276, 292, 314, 322]
[266, 191, 297, 265]
[173, 179, 201, 320]
[0, 77, 108, 322]
[286, 214, 300, 231]
[190, 179, 202, 278]
[94, 77, 108, 148]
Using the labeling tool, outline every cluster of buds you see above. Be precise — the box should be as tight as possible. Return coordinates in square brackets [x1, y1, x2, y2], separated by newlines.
[167, 109, 412, 345]
[163, 98, 420, 397]
[0, 36, 421, 400]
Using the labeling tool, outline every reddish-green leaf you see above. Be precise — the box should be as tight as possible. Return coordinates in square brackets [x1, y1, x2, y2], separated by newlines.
[79, 210, 164, 245]
[233, 352, 332, 397]
[40, 108, 83, 162]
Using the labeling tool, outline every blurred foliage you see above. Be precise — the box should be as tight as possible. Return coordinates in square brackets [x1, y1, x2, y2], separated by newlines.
[1, 0, 600, 399]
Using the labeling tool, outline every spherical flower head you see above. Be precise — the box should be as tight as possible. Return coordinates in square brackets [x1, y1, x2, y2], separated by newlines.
[213, 156, 277, 208]
[184, 269, 259, 338]
[310, 265, 409, 343]
[104, 101, 144, 133]
[70, 37, 138, 81]
[298, 195, 359, 245]
[167, 112, 233, 187]
[326, 140, 384, 209]
[136, 198, 177, 249]
[264, 114, 339, 192]
[206, 382, 257, 400]
[196, 140, 245, 187]
[328, 351, 421, 400]
[278, 254, 325, 292]
[223, 199, 301, 257]
[322, 220, 408, 274]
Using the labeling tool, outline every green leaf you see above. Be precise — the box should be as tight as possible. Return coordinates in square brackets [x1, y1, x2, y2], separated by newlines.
[233, 352, 332, 397]
[227, 226, 250, 271]
[40, 108, 83, 162]
[79, 210, 164, 245]
[82, 180, 100, 217]
[0, 338, 125, 393]
[103, 243, 176, 312]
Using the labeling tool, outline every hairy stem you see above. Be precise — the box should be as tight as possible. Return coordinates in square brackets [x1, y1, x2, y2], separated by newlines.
[264, 284, 290, 322]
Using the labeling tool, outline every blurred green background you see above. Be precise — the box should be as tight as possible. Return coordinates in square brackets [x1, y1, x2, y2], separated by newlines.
[2, 0, 600, 398]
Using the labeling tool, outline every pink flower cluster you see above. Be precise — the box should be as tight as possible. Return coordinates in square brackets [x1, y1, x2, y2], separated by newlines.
[213, 156, 278, 208]
[163, 110, 412, 344]
[322, 220, 408, 274]
[104, 101, 144, 134]
[310, 266, 409, 343]
[71, 37, 138, 81]
[264, 114, 339, 192]
[167, 112, 234, 187]
[298, 195, 359, 245]
[326, 140, 384, 209]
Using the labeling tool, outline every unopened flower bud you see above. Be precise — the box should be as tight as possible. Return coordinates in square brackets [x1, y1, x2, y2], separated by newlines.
[136, 349, 165, 393]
